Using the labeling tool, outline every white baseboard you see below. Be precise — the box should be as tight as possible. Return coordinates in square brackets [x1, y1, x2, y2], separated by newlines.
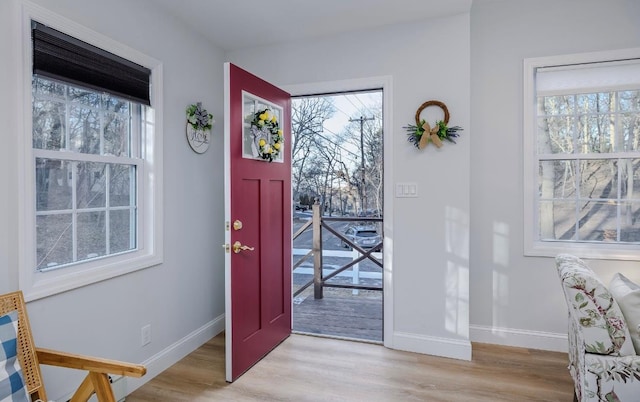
[390, 331, 472, 361]
[126, 313, 225, 394]
[469, 324, 568, 353]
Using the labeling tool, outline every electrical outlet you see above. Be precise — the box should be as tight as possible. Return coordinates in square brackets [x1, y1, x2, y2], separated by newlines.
[141, 324, 151, 346]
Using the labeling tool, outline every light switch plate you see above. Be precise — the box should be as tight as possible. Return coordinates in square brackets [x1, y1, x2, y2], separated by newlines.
[395, 182, 418, 198]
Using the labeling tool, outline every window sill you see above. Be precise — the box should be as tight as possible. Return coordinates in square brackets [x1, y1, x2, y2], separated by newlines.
[20, 251, 162, 302]
[525, 240, 640, 261]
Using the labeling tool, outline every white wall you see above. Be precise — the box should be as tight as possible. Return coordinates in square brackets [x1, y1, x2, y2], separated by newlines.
[227, 13, 472, 359]
[0, 0, 226, 399]
[0, 0, 20, 292]
[470, 0, 640, 350]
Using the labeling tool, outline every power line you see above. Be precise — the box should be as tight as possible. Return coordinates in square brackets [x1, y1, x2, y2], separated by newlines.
[354, 92, 382, 120]
[343, 94, 361, 112]
[353, 93, 370, 111]
[332, 103, 354, 120]
[312, 127, 361, 160]
[295, 124, 360, 161]
[296, 91, 381, 123]
[344, 93, 380, 123]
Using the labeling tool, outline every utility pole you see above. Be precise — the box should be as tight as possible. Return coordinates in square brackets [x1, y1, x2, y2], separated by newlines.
[349, 116, 375, 215]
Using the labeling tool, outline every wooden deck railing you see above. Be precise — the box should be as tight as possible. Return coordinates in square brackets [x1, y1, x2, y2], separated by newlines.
[293, 203, 383, 299]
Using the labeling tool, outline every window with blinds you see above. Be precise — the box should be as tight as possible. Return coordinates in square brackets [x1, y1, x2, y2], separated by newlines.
[524, 50, 640, 259]
[22, 11, 162, 300]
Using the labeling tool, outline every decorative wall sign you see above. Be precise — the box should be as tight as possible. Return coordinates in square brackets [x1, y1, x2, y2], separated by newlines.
[186, 102, 214, 153]
[404, 100, 463, 149]
[242, 91, 284, 163]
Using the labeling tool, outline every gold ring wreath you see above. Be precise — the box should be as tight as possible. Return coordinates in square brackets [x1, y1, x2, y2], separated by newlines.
[415, 100, 449, 149]
[415, 100, 450, 127]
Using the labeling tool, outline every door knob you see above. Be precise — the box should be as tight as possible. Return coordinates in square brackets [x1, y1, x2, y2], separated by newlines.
[232, 241, 254, 254]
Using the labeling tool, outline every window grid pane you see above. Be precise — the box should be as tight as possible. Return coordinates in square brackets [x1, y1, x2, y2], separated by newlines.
[535, 87, 640, 245]
[620, 202, 640, 242]
[36, 158, 72, 211]
[538, 200, 576, 241]
[33, 77, 139, 271]
[77, 211, 106, 260]
[36, 214, 73, 270]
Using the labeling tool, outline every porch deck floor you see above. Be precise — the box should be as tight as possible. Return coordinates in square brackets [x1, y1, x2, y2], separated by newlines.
[292, 288, 383, 342]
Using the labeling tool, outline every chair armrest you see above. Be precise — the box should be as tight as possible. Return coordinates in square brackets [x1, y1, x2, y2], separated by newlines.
[584, 352, 640, 382]
[36, 347, 146, 378]
[582, 353, 640, 400]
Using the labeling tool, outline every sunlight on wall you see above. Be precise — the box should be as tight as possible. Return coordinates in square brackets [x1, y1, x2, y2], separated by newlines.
[492, 221, 510, 332]
[445, 206, 469, 259]
[445, 206, 470, 337]
[445, 261, 469, 336]
[492, 221, 509, 267]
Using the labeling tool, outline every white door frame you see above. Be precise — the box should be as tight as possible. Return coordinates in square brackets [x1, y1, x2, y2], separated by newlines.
[283, 76, 394, 347]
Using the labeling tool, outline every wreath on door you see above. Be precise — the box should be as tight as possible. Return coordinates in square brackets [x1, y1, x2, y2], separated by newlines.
[250, 108, 283, 162]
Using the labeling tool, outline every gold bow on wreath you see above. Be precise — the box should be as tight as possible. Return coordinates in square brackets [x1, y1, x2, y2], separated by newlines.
[404, 100, 462, 150]
[419, 120, 443, 149]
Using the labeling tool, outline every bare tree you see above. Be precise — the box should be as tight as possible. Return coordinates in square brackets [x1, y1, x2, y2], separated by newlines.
[343, 100, 383, 216]
[291, 92, 383, 217]
[291, 97, 335, 198]
[314, 141, 342, 215]
[363, 104, 383, 216]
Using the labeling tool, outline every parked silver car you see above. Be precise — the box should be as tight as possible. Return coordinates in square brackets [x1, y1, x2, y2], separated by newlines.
[341, 225, 382, 250]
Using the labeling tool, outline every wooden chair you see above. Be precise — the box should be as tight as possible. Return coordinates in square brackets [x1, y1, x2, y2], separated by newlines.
[0, 290, 146, 402]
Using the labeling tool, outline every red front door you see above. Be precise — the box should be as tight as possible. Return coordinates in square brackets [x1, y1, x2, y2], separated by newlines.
[224, 63, 292, 382]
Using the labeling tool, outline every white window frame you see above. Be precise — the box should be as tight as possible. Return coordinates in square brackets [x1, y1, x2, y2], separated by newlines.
[18, 3, 163, 301]
[523, 47, 640, 260]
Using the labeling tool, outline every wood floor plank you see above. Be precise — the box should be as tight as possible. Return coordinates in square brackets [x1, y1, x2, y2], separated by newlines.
[127, 333, 574, 401]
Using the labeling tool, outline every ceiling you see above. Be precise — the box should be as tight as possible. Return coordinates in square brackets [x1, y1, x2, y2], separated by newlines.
[150, 0, 474, 52]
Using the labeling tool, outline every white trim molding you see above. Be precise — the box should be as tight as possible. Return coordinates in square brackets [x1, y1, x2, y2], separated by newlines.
[282, 75, 394, 349]
[391, 331, 472, 361]
[470, 324, 568, 353]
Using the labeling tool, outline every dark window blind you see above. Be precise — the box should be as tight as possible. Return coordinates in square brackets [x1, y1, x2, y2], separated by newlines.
[32, 21, 151, 105]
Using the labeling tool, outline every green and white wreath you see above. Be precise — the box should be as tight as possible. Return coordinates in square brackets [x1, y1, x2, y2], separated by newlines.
[186, 103, 214, 154]
[250, 108, 283, 162]
[187, 102, 214, 131]
[403, 100, 462, 150]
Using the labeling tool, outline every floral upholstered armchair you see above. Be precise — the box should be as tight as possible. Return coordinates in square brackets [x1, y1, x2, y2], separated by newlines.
[556, 254, 640, 402]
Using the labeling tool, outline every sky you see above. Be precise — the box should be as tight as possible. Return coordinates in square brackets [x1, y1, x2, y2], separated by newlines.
[322, 91, 381, 136]
[316, 90, 382, 168]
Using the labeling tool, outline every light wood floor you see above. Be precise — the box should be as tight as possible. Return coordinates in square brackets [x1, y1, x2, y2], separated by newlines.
[126, 333, 574, 402]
